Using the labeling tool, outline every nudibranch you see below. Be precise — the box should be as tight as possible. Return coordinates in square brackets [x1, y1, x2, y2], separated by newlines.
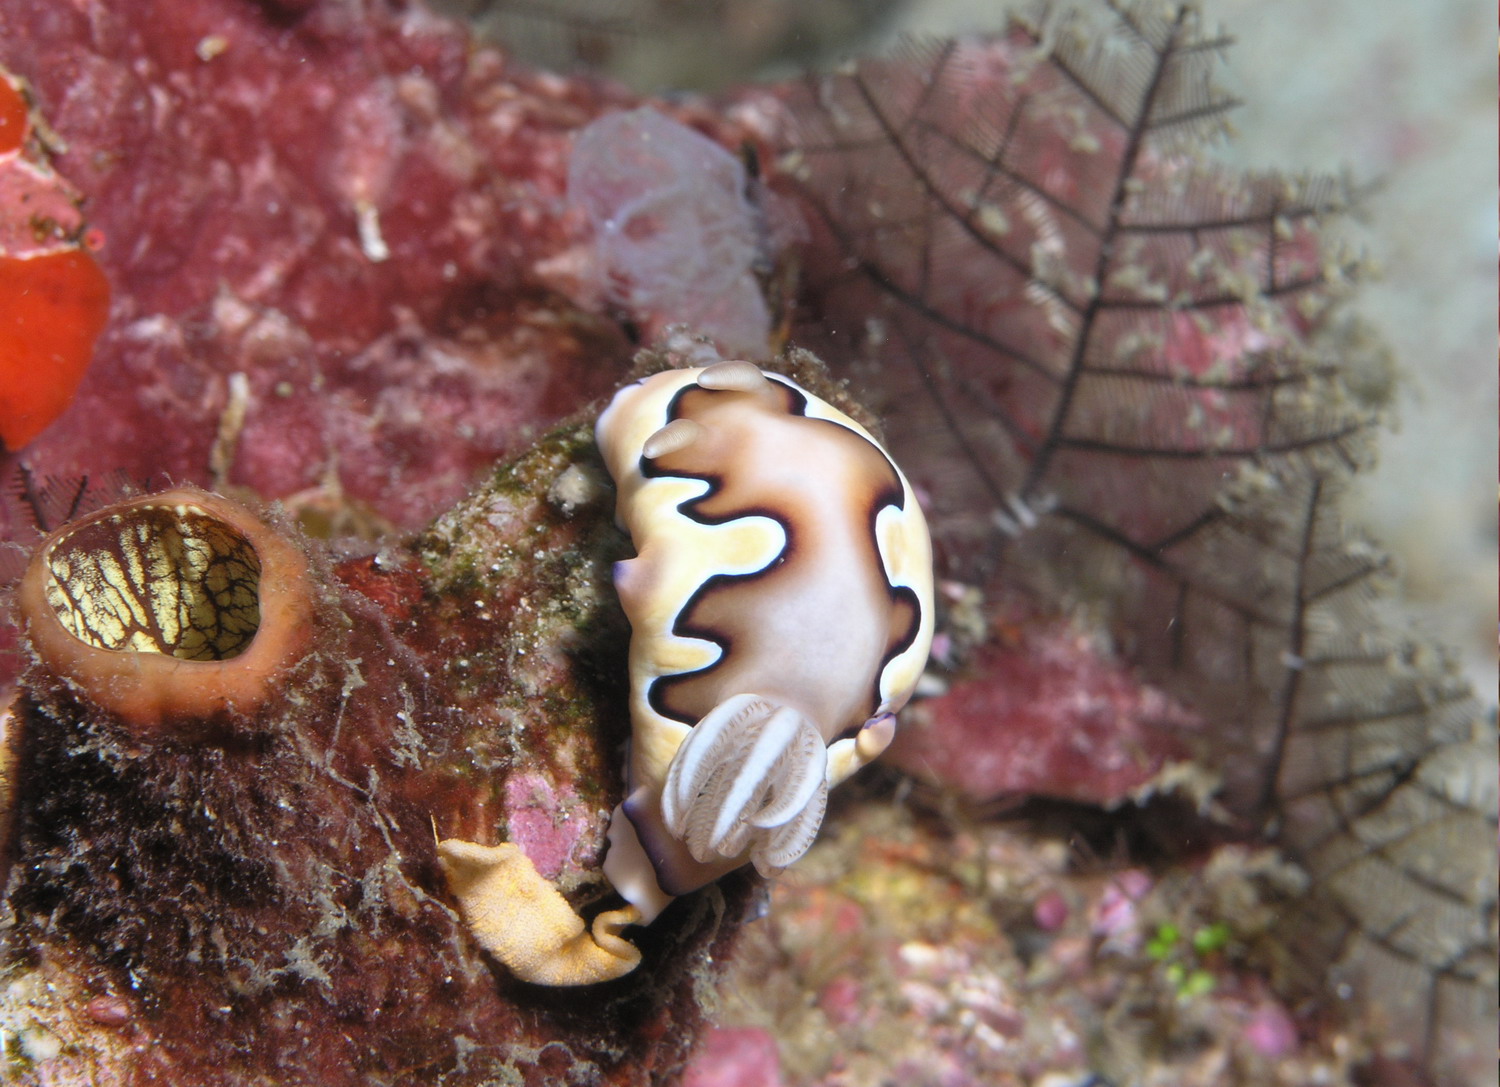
[440, 361, 933, 986]
[596, 360, 935, 916]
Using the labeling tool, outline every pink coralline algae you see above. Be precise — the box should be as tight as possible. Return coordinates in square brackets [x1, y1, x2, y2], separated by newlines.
[680, 1027, 786, 1087]
[1090, 868, 1154, 950]
[1031, 890, 1070, 933]
[0, 0, 648, 537]
[502, 771, 590, 882]
[1243, 1000, 1300, 1059]
[888, 616, 1200, 807]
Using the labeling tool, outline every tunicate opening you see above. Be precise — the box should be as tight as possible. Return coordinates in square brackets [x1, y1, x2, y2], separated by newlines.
[42, 504, 263, 661]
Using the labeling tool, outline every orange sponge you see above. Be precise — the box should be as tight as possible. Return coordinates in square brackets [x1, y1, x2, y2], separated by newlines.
[0, 69, 110, 451]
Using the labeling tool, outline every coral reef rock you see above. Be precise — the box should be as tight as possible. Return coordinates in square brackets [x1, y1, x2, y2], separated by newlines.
[2, 414, 756, 1085]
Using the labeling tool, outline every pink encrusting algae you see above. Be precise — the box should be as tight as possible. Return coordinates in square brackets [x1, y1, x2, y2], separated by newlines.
[0, 0, 642, 532]
[887, 614, 1201, 808]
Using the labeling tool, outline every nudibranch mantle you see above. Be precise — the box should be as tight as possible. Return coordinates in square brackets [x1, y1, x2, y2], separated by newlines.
[438, 360, 933, 986]
[596, 361, 934, 921]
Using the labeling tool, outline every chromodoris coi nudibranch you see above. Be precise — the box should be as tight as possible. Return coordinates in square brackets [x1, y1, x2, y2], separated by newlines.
[437, 361, 933, 985]
[595, 361, 935, 922]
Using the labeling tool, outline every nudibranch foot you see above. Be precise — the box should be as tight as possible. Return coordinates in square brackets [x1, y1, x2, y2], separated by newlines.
[602, 800, 678, 923]
[661, 694, 830, 875]
[436, 839, 642, 986]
